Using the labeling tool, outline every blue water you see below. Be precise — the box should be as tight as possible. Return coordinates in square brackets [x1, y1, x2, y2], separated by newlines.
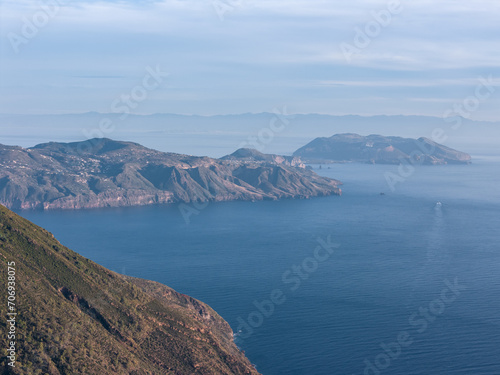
[18, 158, 500, 375]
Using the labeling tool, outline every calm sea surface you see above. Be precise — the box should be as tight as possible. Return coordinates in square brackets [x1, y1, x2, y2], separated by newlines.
[19, 157, 500, 375]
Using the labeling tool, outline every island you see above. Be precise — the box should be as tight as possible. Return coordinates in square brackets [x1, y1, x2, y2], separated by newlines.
[0, 138, 341, 210]
[293, 133, 472, 165]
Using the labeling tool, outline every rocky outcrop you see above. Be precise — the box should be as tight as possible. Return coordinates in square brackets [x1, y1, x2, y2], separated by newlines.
[222, 148, 306, 168]
[293, 133, 472, 165]
[0, 139, 341, 210]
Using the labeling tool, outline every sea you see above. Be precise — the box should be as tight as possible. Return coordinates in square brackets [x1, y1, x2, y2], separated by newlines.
[18, 156, 500, 375]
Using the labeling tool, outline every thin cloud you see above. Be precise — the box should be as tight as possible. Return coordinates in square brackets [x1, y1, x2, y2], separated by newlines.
[0, 0, 499, 118]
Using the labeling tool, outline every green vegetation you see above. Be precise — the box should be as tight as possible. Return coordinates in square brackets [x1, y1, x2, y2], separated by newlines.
[0, 204, 259, 374]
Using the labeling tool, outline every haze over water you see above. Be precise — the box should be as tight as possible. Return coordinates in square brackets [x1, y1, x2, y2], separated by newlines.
[19, 159, 500, 375]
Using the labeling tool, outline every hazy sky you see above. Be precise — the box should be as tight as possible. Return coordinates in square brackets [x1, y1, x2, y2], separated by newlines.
[1, 0, 499, 120]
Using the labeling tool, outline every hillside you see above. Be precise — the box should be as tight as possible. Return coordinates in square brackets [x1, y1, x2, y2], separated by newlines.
[293, 133, 472, 165]
[0, 139, 341, 210]
[221, 148, 305, 168]
[0, 204, 259, 374]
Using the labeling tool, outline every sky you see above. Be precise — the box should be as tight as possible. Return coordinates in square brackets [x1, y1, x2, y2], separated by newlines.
[1, 0, 500, 120]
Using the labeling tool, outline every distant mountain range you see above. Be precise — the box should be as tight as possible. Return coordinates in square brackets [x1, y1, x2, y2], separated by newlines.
[0, 204, 260, 374]
[293, 133, 472, 165]
[0, 139, 341, 210]
[1, 112, 497, 157]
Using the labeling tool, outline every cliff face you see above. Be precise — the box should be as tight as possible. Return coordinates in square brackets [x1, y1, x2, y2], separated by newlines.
[0, 204, 260, 374]
[0, 139, 341, 210]
[293, 133, 472, 165]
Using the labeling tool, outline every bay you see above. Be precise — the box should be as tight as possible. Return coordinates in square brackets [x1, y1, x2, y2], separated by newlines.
[18, 158, 500, 374]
